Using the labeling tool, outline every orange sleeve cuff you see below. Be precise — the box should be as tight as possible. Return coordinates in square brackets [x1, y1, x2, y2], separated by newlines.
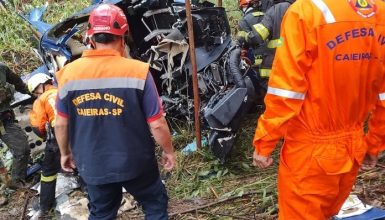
[366, 144, 383, 156]
[365, 135, 383, 156]
[253, 139, 277, 157]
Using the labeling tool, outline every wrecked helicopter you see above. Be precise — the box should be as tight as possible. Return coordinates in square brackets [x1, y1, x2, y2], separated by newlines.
[20, 0, 267, 162]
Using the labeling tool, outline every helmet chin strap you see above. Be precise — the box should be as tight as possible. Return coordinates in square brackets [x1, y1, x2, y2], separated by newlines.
[42, 82, 49, 93]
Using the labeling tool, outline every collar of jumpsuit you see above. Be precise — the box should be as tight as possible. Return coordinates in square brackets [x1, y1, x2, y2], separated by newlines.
[82, 48, 121, 58]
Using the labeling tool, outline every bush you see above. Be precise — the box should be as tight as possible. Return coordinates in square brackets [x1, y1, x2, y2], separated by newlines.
[0, 0, 89, 74]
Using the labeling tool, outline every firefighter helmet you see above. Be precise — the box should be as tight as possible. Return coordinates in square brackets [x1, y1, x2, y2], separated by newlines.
[87, 4, 129, 37]
[27, 73, 52, 93]
[239, 0, 260, 8]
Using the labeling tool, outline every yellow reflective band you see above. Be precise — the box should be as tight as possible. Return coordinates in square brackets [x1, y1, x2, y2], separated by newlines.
[267, 38, 283, 48]
[252, 12, 264, 17]
[41, 174, 57, 182]
[253, 24, 269, 40]
[254, 54, 263, 65]
[260, 69, 271, 78]
[255, 58, 263, 65]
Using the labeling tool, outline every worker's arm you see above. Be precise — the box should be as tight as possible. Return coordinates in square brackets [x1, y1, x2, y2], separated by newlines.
[253, 5, 312, 157]
[237, 13, 265, 48]
[246, 9, 273, 47]
[365, 92, 385, 155]
[55, 113, 76, 172]
[143, 72, 176, 171]
[238, 18, 253, 33]
[149, 116, 175, 171]
[361, 97, 385, 170]
[29, 98, 47, 139]
[0, 64, 28, 94]
[55, 84, 76, 172]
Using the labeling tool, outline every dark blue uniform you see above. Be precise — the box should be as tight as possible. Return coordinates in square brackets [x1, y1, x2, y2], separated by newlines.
[57, 49, 168, 220]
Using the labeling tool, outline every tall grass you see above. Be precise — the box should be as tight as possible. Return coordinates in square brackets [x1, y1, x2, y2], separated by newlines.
[0, 0, 89, 74]
[1, 0, 241, 74]
[209, 0, 242, 34]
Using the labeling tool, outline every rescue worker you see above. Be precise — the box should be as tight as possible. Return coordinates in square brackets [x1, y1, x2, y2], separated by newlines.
[28, 73, 61, 218]
[237, 0, 269, 67]
[237, 0, 294, 79]
[238, 0, 274, 34]
[0, 63, 30, 189]
[252, 0, 385, 219]
[55, 4, 176, 220]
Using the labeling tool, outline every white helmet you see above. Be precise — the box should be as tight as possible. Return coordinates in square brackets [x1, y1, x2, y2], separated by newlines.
[27, 73, 52, 93]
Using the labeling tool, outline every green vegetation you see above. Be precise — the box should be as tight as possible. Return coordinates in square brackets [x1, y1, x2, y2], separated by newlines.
[0, 0, 89, 74]
[222, 0, 242, 32]
[207, 0, 241, 32]
[165, 113, 279, 219]
[0, 0, 241, 74]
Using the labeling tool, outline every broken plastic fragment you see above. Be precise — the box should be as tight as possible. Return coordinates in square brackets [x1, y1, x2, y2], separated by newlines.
[181, 137, 208, 155]
[334, 195, 372, 219]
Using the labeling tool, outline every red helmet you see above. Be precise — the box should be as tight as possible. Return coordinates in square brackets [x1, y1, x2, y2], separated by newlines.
[239, 0, 260, 8]
[87, 4, 129, 37]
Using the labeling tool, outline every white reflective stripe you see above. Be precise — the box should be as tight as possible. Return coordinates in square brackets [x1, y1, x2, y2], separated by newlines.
[267, 87, 305, 100]
[379, 93, 385, 101]
[58, 77, 146, 99]
[311, 0, 336, 24]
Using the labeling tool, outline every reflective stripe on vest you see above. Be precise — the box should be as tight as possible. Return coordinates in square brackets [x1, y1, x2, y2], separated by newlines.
[267, 87, 306, 100]
[260, 69, 271, 77]
[379, 93, 385, 101]
[252, 12, 264, 17]
[58, 77, 146, 99]
[311, 0, 336, 24]
[41, 173, 57, 182]
[267, 38, 283, 48]
[253, 24, 270, 40]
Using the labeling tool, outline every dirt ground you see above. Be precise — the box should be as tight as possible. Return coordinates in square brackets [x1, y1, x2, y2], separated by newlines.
[1, 107, 385, 220]
[0, 189, 276, 220]
[0, 157, 384, 220]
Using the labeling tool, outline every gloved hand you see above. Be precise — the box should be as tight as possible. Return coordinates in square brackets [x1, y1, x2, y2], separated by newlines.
[236, 31, 249, 46]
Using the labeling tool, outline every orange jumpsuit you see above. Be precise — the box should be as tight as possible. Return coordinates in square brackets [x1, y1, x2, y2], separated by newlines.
[253, 0, 385, 219]
[29, 85, 57, 135]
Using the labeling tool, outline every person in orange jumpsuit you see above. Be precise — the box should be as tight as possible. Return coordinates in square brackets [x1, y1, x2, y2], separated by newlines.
[28, 73, 61, 219]
[252, 0, 385, 219]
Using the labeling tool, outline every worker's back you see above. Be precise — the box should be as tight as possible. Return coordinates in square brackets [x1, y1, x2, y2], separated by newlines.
[253, 1, 385, 218]
[269, 0, 385, 135]
[56, 49, 159, 185]
[29, 85, 57, 133]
